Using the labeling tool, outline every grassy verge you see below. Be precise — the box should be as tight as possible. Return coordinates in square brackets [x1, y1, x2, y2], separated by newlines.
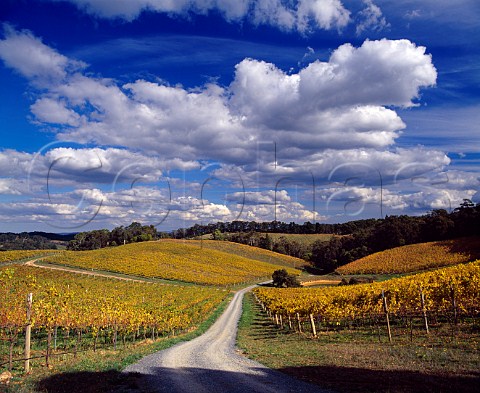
[237, 293, 480, 393]
[4, 293, 233, 393]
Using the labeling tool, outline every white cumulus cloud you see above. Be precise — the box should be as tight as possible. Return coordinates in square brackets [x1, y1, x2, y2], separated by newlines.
[49, 0, 351, 32]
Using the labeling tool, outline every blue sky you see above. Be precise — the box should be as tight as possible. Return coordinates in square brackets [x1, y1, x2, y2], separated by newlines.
[0, 0, 479, 232]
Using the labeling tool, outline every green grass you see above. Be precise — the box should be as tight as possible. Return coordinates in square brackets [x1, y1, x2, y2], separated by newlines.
[264, 233, 336, 246]
[196, 233, 336, 246]
[5, 294, 234, 393]
[237, 293, 480, 393]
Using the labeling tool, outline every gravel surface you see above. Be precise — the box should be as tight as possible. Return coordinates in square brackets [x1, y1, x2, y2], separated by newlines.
[123, 286, 331, 393]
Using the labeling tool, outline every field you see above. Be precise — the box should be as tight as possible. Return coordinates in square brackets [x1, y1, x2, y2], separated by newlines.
[336, 236, 480, 275]
[0, 250, 58, 264]
[238, 293, 480, 393]
[254, 261, 480, 321]
[45, 240, 300, 286]
[184, 239, 308, 268]
[3, 235, 478, 392]
[196, 233, 335, 246]
[263, 233, 336, 246]
[0, 265, 228, 374]
[0, 265, 227, 335]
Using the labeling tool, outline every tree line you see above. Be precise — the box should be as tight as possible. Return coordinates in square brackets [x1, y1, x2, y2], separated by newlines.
[180, 199, 480, 272]
[55, 200, 480, 268]
[310, 200, 480, 272]
[0, 232, 73, 251]
[67, 222, 170, 251]
[172, 218, 378, 239]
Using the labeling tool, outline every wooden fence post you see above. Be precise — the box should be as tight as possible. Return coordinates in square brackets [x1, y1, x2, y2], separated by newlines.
[46, 329, 52, 367]
[24, 293, 33, 373]
[450, 285, 458, 325]
[381, 290, 392, 343]
[419, 287, 429, 334]
[296, 313, 302, 333]
[309, 314, 317, 337]
[54, 325, 58, 351]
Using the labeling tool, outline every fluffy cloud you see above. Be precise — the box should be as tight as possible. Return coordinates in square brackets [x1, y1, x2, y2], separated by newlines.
[0, 181, 317, 229]
[0, 146, 198, 198]
[31, 98, 81, 126]
[0, 179, 27, 195]
[0, 28, 437, 168]
[2, 26, 468, 228]
[0, 24, 85, 87]
[227, 190, 291, 205]
[356, 0, 389, 35]
[52, 0, 351, 32]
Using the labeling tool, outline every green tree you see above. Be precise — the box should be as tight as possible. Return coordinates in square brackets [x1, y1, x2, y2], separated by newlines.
[272, 269, 300, 288]
[211, 229, 225, 241]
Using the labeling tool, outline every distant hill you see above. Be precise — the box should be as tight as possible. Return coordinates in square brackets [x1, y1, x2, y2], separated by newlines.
[27, 231, 76, 241]
[336, 236, 480, 275]
[197, 233, 335, 245]
[184, 239, 308, 269]
[261, 233, 336, 246]
[0, 249, 59, 264]
[45, 240, 301, 286]
[0, 232, 74, 250]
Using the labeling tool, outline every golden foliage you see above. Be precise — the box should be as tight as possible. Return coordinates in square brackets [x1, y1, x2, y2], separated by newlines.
[46, 240, 299, 286]
[0, 266, 226, 334]
[184, 240, 307, 268]
[255, 261, 480, 320]
[336, 237, 480, 274]
[0, 250, 57, 264]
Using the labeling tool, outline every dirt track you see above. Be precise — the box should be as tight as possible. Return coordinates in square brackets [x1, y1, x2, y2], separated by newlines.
[24, 258, 151, 283]
[123, 286, 330, 393]
[22, 257, 330, 392]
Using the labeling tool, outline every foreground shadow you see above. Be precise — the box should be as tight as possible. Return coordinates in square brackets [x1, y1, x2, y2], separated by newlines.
[279, 365, 480, 393]
[36, 366, 325, 393]
[35, 369, 141, 393]
[36, 365, 480, 393]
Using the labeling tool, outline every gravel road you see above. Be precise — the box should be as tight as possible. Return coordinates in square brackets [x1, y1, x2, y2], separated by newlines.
[24, 259, 150, 283]
[123, 285, 331, 393]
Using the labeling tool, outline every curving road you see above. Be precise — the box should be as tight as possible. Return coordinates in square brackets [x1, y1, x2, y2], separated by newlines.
[24, 258, 149, 283]
[123, 286, 331, 393]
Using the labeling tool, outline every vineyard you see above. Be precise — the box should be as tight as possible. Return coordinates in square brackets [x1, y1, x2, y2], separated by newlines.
[0, 265, 227, 370]
[0, 250, 58, 264]
[262, 233, 335, 246]
[184, 240, 307, 268]
[45, 240, 299, 286]
[336, 236, 480, 275]
[254, 261, 480, 337]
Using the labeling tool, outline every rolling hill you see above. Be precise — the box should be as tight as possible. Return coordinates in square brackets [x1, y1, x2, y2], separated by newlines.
[0, 250, 59, 264]
[184, 239, 307, 268]
[45, 240, 300, 286]
[336, 236, 480, 275]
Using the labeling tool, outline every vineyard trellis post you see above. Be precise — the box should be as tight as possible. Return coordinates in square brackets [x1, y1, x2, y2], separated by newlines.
[450, 285, 458, 325]
[309, 314, 317, 337]
[46, 329, 52, 367]
[419, 287, 429, 334]
[381, 290, 392, 343]
[54, 325, 58, 350]
[24, 293, 32, 373]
